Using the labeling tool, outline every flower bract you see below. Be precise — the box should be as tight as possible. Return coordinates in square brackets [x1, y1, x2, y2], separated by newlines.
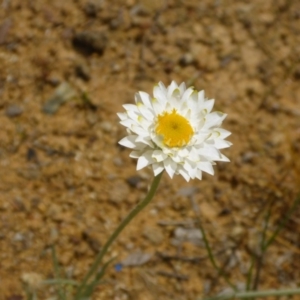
[118, 81, 232, 181]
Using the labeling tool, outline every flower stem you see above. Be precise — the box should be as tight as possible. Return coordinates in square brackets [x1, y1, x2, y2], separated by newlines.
[75, 172, 164, 299]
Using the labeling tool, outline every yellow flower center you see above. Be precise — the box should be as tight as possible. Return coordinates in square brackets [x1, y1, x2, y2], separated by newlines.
[155, 109, 194, 148]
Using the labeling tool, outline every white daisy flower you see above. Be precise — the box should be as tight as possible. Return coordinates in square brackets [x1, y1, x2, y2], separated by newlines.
[118, 81, 232, 181]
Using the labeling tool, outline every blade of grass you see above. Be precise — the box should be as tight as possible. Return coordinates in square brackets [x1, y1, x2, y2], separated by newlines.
[201, 287, 300, 300]
[51, 245, 66, 300]
[251, 202, 273, 291]
[42, 279, 79, 286]
[244, 194, 300, 299]
[81, 257, 115, 298]
[198, 220, 236, 291]
[23, 283, 34, 300]
[188, 196, 236, 291]
[245, 255, 255, 291]
[263, 195, 300, 251]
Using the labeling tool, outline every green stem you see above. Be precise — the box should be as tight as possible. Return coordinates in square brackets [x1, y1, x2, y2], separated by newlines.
[197, 219, 237, 291]
[51, 245, 66, 300]
[202, 287, 300, 300]
[246, 256, 255, 291]
[251, 205, 272, 292]
[42, 279, 79, 286]
[75, 172, 164, 299]
[263, 195, 300, 251]
[189, 196, 236, 291]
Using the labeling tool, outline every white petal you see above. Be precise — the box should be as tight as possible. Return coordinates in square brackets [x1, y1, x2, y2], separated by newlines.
[136, 104, 154, 121]
[183, 161, 197, 179]
[197, 162, 214, 175]
[152, 163, 165, 176]
[150, 97, 164, 115]
[120, 118, 138, 129]
[182, 87, 194, 101]
[130, 150, 142, 158]
[198, 145, 222, 160]
[214, 128, 231, 139]
[137, 151, 155, 170]
[136, 116, 152, 130]
[154, 83, 167, 104]
[193, 132, 211, 144]
[126, 109, 139, 122]
[117, 112, 127, 120]
[179, 82, 187, 94]
[214, 154, 230, 162]
[137, 91, 152, 108]
[203, 112, 227, 129]
[119, 135, 138, 148]
[187, 148, 200, 161]
[167, 81, 179, 98]
[136, 135, 154, 147]
[198, 90, 205, 105]
[123, 104, 138, 112]
[178, 168, 190, 182]
[213, 139, 232, 149]
[152, 150, 168, 162]
[200, 99, 215, 114]
[164, 158, 177, 178]
[177, 148, 189, 157]
[195, 169, 202, 180]
[130, 125, 150, 137]
[157, 82, 167, 93]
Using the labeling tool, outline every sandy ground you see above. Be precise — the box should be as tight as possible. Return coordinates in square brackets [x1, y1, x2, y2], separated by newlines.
[0, 0, 300, 299]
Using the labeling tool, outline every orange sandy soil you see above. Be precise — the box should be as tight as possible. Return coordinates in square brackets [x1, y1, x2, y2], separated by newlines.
[0, 0, 300, 299]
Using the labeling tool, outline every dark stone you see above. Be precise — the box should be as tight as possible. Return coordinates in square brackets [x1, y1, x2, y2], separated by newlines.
[126, 175, 142, 188]
[72, 31, 107, 55]
[83, 2, 101, 17]
[27, 148, 38, 162]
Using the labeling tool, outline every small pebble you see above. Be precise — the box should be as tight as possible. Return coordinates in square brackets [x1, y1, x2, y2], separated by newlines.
[5, 105, 23, 117]
[179, 53, 194, 66]
[13, 232, 25, 242]
[111, 63, 121, 73]
[126, 175, 142, 188]
[143, 227, 164, 245]
[42, 82, 77, 115]
[100, 121, 113, 133]
[172, 227, 203, 246]
[113, 157, 124, 167]
[72, 31, 107, 55]
[121, 250, 152, 267]
[109, 180, 130, 204]
[241, 151, 258, 163]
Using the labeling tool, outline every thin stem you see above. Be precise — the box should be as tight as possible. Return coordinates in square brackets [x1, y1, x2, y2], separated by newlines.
[75, 172, 164, 299]
[245, 194, 300, 298]
[252, 204, 272, 291]
[83, 257, 115, 297]
[189, 196, 236, 291]
[42, 279, 79, 286]
[246, 256, 255, 291]
[197, 218, 236, 291]
[202, 287, 300, 300]
[263, 195, 300, 251]
[51, 245, 66, 300]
